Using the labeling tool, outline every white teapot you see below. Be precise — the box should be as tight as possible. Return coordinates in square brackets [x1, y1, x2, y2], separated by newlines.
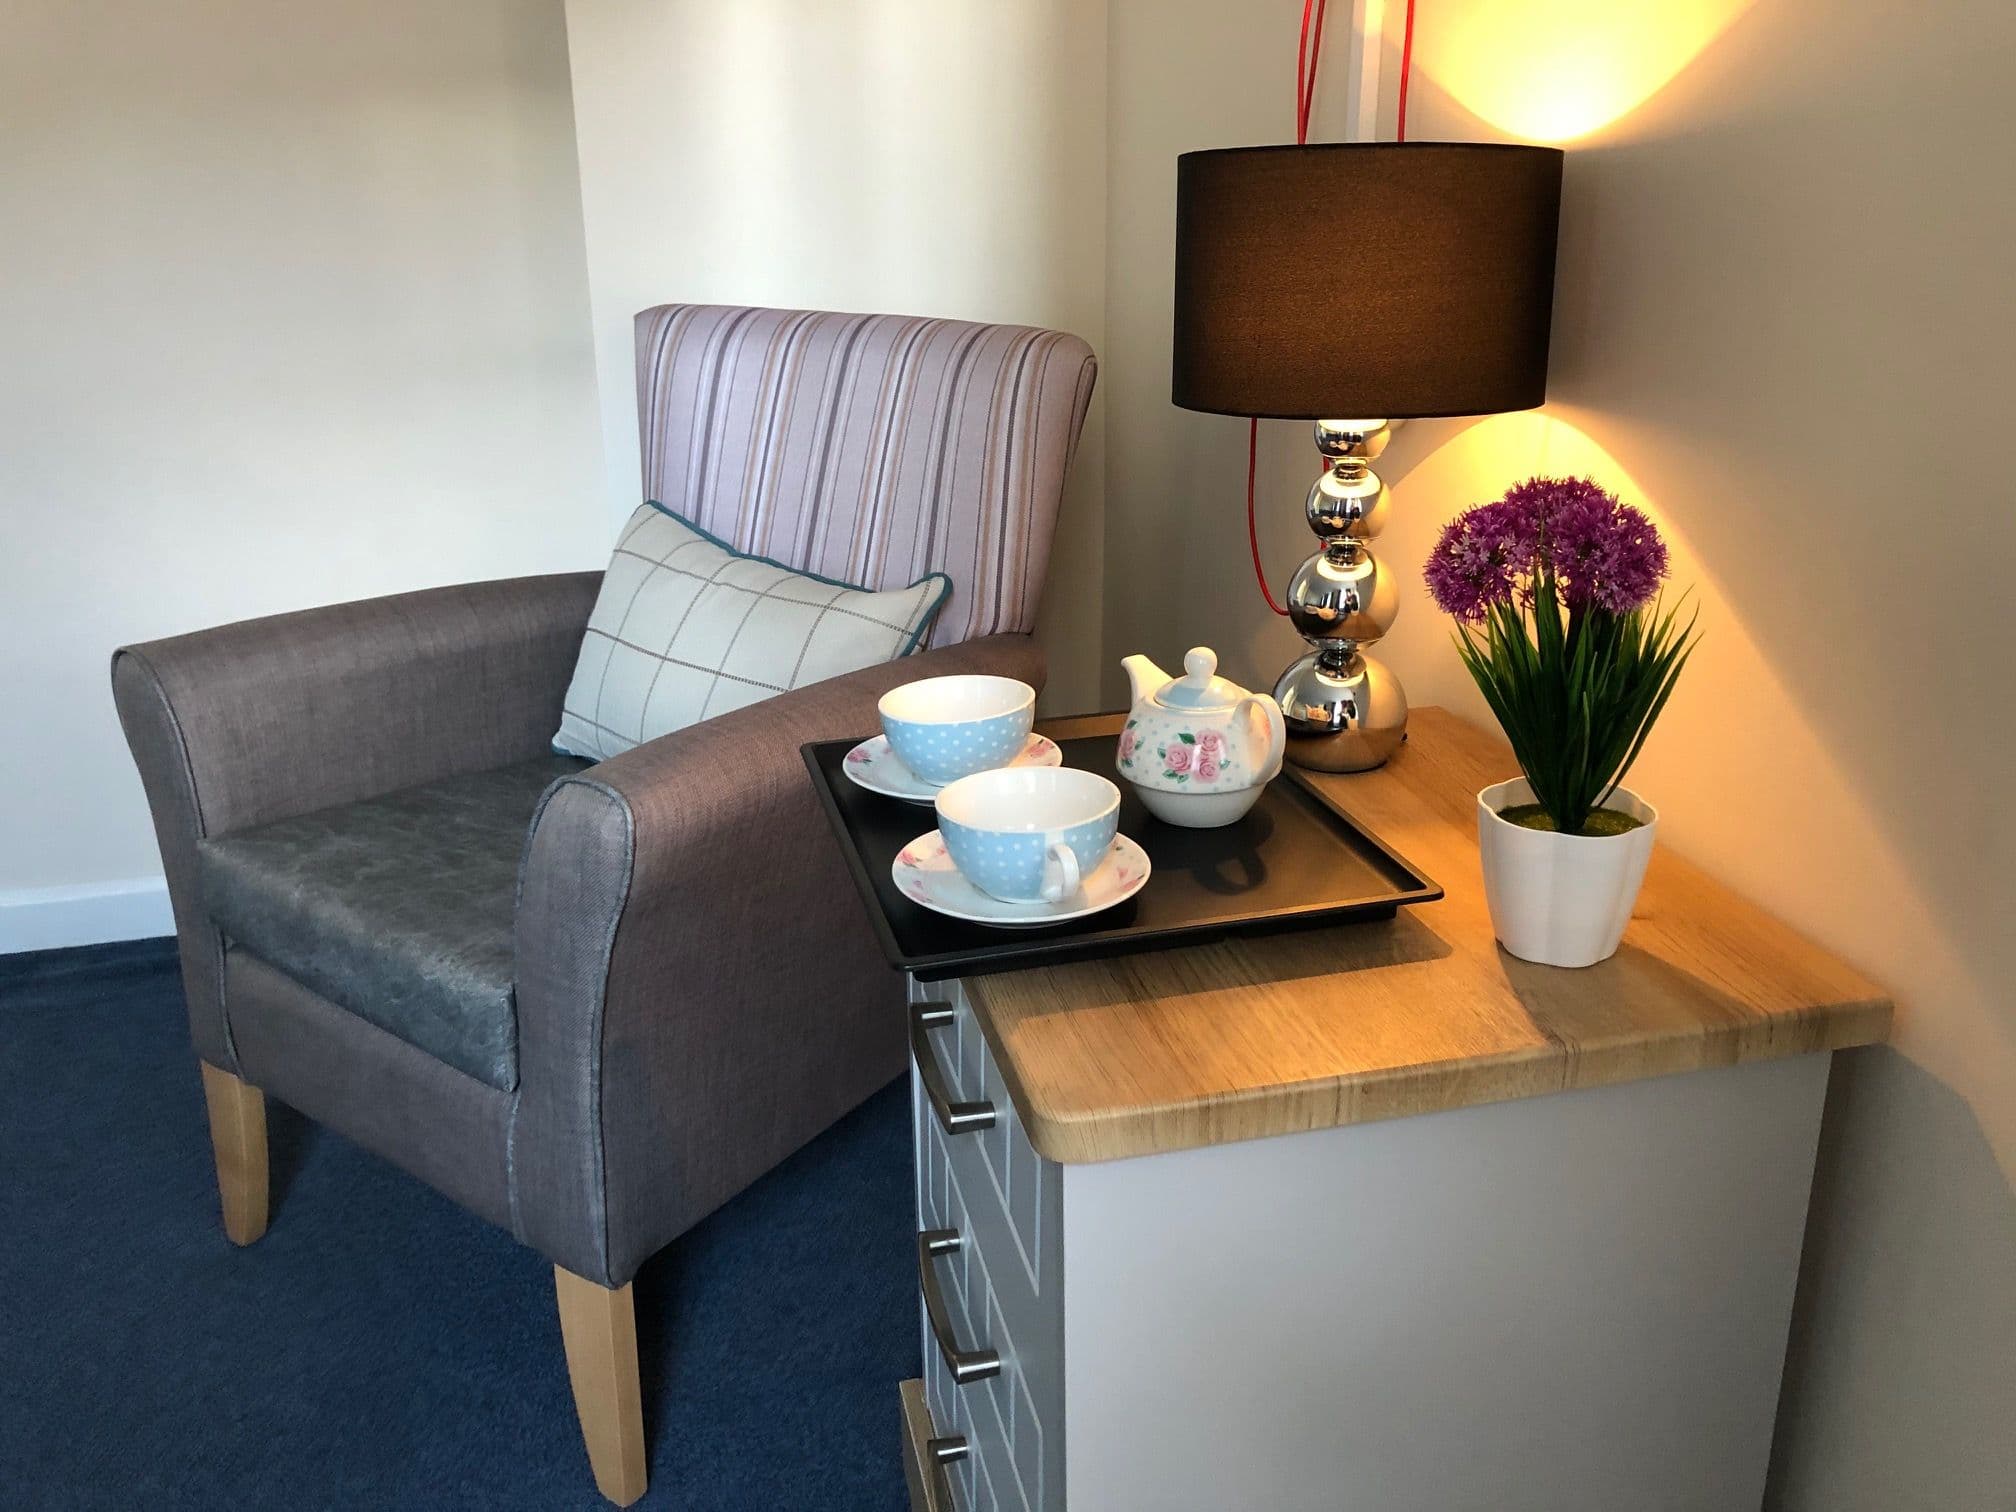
[1116, 647, 1287, 828]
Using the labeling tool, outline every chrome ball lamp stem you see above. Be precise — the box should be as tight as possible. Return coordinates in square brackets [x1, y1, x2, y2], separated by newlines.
[1272, 419, 1409, 772]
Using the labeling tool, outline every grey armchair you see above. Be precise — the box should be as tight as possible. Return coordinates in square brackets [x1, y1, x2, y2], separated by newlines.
[112, 304, 1096, 1505]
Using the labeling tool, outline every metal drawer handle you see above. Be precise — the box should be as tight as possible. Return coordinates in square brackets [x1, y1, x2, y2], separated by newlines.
[911, 1001, 996, 1135]
[917, 1228, 1001, 1383]
[923, 1434, 968, 1510]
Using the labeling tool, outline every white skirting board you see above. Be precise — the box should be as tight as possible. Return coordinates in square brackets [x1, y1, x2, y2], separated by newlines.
[0, 878, 173, 954]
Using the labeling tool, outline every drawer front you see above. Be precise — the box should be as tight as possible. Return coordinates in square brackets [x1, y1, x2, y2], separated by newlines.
[908, 978, 1061, 1302]
[901, 1377, 964, 1512]
[910, 977, 1065, 1512]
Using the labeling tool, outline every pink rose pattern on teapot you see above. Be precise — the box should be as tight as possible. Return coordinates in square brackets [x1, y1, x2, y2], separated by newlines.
[1118, 721, 1237, 785]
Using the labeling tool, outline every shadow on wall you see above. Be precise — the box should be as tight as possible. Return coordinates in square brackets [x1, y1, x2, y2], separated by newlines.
[1380, 0, 2012, 1112]
[1360, 2, 2015, 1505]
[1241, 0, 2016, 1072]
[1102, 10, 2012, 1490]
[1769, 1047, 2016, 1504]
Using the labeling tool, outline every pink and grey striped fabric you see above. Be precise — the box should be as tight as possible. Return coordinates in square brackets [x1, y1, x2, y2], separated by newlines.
[634, 304, 1097, 650]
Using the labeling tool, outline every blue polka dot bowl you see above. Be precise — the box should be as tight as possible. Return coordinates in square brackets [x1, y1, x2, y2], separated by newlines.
[934, 766, 1121, 904]
[878, 675, 1037, 787]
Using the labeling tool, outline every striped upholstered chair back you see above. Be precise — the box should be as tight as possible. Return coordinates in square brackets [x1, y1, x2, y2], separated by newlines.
[633, 304, 1097, 650]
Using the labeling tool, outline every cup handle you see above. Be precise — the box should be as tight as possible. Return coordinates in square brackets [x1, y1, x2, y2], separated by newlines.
[1041, 841, 1082, 903]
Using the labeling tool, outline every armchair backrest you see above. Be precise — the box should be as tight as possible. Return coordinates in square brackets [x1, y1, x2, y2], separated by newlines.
[634, 304, 1096, 649]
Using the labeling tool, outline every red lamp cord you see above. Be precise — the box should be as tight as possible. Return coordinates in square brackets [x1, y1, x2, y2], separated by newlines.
[1396, 0, 1419, 143]
[1247, 0, 1417, 616]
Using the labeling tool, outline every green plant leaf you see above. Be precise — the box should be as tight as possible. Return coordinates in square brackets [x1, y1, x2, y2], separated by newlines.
[1448, 580, 1700, 833]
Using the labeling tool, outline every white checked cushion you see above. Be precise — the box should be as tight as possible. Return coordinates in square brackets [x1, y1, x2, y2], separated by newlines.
[554, 503, 951, 760]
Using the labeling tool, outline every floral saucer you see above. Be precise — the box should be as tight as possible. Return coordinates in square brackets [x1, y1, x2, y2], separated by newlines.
[891, 831, 1152, 927]
[843, 731, 1062, 804]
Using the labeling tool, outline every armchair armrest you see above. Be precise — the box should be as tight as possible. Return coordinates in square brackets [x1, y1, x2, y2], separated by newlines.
[510, 632, 1046, 1285]
[111, 571, 601, 1068]
[113, 572, 602, 837]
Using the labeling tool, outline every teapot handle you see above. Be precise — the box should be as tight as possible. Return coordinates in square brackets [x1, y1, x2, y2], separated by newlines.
[1238, 693, 1287, 783]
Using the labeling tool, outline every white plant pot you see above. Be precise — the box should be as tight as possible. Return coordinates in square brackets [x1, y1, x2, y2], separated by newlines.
[1476, 778, 1659, 968]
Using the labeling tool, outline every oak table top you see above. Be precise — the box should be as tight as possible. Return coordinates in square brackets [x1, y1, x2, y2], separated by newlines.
[963, 709, 1891, 1164]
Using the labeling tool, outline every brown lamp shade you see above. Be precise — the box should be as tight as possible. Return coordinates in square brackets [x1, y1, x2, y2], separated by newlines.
[1172, 143, 1564, 420]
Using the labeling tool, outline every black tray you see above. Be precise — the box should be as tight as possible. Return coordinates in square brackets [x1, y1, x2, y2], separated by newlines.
[803, 723, 1442, 980]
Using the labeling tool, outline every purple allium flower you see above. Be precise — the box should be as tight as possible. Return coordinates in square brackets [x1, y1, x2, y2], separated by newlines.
[1572, 501, 1668, 613]
[1425, 476, 1668, 620]
[1424, 500, 1524, 621]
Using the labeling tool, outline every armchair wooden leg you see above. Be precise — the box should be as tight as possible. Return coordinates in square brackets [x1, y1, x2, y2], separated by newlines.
[198, 1062, 268, 1246]
[555, 1266, 648, 1507]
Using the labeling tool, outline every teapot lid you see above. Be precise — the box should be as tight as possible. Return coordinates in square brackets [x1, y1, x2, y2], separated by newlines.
[1154, 647, 1246, 711]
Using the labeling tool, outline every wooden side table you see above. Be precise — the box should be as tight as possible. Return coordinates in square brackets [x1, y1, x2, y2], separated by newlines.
[892, 711, 1888, 1512]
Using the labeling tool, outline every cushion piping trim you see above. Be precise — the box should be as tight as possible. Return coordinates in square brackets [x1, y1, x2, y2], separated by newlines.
[638, 498, 953, 652]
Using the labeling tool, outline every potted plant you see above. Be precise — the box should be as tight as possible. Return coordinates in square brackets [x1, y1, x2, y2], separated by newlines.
[1424, 477, 1699, 967]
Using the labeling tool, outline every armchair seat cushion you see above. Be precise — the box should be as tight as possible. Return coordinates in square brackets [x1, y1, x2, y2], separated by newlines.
[197, 755, 587, 1091]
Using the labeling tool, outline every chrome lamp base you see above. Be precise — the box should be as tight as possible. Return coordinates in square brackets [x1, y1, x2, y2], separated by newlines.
[1274, 419, 1407, 772]
[1274, 647, 1408, 773]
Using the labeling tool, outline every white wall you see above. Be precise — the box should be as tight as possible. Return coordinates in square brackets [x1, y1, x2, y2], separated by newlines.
[1103, 0, 1317, 709]
[1102, 2, 2015, 1506]
[0, 1, 607, 949]
[1386, 6, 2016, 1505]
[6, 8, 2007, 1498]
[1102, 0, 1393, 710]
[562, 0, 1108, 714]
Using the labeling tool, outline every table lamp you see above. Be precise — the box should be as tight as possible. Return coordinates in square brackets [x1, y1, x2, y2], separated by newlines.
[1173, 142, 1564, 771]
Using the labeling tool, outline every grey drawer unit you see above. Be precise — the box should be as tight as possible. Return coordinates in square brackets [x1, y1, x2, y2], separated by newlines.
[908, 976, 1063, 1512]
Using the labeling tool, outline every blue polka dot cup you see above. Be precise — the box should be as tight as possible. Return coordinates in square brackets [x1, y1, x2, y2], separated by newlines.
[935, 767, 1121, 904]
[878, 675, 1036, 787]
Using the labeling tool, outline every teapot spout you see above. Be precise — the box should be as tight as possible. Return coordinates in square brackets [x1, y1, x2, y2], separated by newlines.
[1121, 653, 1170, 709]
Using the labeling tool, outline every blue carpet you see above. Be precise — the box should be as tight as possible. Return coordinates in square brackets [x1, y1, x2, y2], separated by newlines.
[0, 939, 917, 1510]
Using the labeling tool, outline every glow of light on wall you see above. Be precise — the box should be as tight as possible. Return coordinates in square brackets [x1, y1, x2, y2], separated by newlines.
[1393, 407, 1700, 614]
[1422, 0, 1756, 142]
[1400, 409, 1630, 507]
